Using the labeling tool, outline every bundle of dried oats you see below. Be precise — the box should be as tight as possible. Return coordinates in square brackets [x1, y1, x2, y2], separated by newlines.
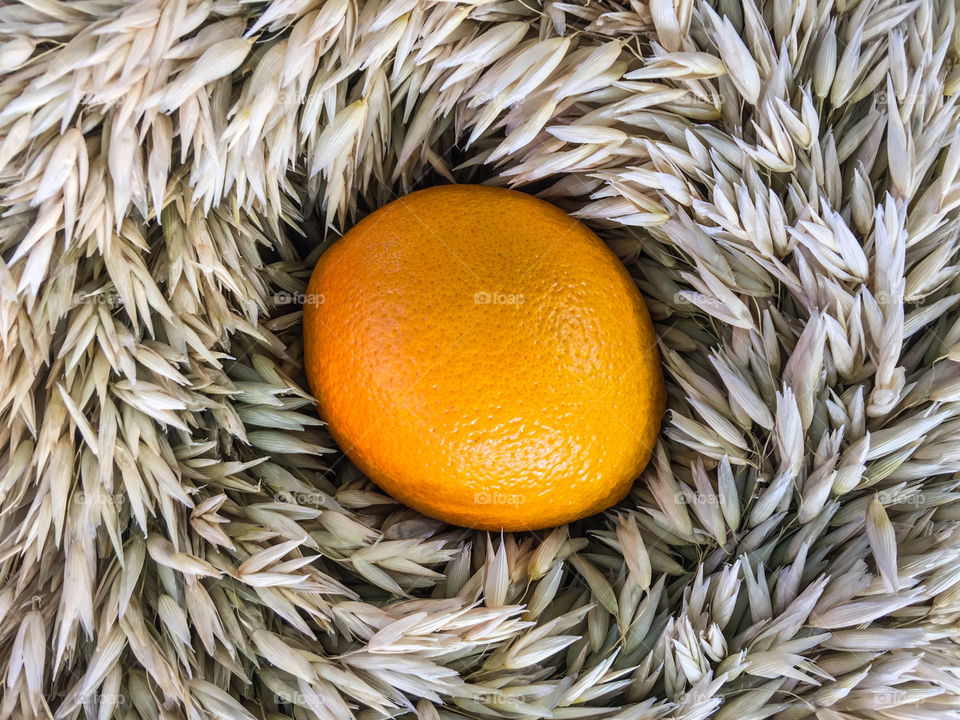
[1, 0, 959, 717]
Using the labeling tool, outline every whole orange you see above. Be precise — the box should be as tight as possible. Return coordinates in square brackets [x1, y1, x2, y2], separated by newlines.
[303, 185, 665, 531]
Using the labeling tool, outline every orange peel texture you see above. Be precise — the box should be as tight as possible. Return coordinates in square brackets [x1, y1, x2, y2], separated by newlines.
[303, 185, 665, 531]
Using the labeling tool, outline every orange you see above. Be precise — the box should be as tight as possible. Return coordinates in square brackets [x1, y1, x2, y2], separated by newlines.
[303, 185, 665, 531]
